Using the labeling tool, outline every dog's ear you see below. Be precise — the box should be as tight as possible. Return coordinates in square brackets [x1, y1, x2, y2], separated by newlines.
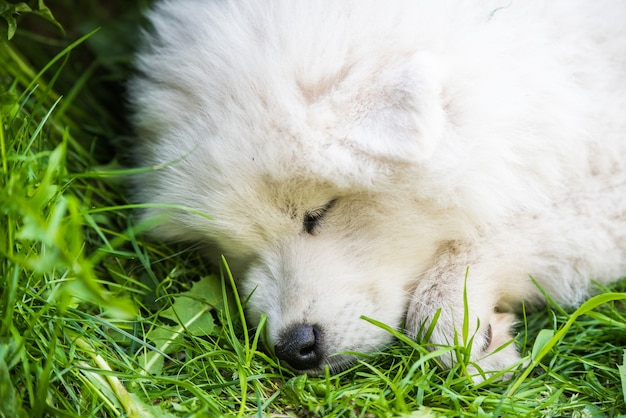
[341, 54, 445, 163]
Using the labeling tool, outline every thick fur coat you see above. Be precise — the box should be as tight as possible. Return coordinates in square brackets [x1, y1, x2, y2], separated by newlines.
[130, 0, 626, 376]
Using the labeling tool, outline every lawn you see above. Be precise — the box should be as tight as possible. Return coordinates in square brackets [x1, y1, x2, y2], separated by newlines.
[1, 2, 625, 417]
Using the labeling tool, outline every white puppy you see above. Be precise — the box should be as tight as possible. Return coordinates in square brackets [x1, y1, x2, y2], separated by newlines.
[129, 0, 626, 376]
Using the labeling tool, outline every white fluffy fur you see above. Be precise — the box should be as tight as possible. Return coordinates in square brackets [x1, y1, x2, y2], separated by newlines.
[130, 0, 626, 377]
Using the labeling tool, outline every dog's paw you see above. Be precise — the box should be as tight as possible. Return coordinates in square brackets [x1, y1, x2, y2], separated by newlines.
[405, 259, 523, 380]
[409, 306, 522, 381]
[465, 311, 522, 381]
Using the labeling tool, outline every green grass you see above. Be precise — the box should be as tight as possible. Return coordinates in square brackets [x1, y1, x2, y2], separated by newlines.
[1, 2, 626, 417]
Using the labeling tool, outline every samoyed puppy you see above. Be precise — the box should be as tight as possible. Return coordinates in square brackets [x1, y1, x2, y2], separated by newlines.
[129, 0, 626, 376]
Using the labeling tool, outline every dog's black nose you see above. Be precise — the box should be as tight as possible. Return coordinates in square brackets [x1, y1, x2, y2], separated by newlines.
[274, 324, 323, 371]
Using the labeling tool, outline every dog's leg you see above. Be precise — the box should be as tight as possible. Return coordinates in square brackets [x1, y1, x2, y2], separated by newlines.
[406, 180, 626, 378]
[405, 242, 524, 378]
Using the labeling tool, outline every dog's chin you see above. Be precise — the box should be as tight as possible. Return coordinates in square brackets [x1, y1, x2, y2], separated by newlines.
[284, 353, 360, 377]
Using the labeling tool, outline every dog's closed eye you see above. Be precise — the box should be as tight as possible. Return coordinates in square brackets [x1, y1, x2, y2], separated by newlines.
[303, 199, 337, 235]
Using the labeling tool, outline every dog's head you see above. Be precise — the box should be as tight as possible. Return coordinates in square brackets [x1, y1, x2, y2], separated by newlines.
[130, 0, 457, 374]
